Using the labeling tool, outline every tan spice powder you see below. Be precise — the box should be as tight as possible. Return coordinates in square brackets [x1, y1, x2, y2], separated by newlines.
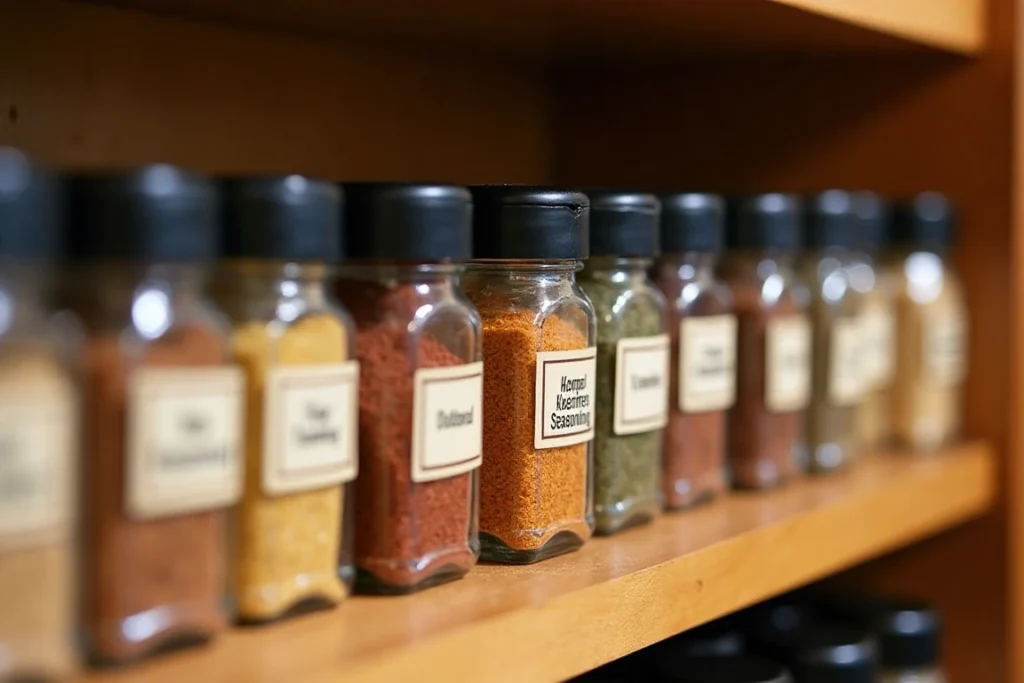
[478, 311, 591, 552]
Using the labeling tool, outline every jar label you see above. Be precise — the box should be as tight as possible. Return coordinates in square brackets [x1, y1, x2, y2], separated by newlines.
[614, 334, 670, 435]
[765, 315, 812, 412]
[829, 317, 864, 406]
[860, 304, 895, 388]
[924, 306, 967, 386]
[412, 361, 484, 483]
[534, 347, 597, 449]
[126, 366, 244, 519]
[262, 362, 360, 495]
[679, 314, 737, 413]
[0, 376, 75, 551]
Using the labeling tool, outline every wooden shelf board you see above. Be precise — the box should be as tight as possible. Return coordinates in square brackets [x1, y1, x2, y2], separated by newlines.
[82, 443, 994, 683]
[73, 0, 986, 59]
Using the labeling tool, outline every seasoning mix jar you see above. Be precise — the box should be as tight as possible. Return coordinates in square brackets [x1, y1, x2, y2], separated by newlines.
[850, 192, 896, 450]
[69, 166, 244, 663]
[799, 191, 865, 473]
[577, 191, 667, 535]
[874, 602, 946, 683]
[653, 193, 735, 509]
[720, 194, 811, 489]
[889, 193, 967, 450]
[336, 183, 481, 594]
[463, 187, 596, 563]
[0, 149, 78, 680]
[217, 176, 357, 621]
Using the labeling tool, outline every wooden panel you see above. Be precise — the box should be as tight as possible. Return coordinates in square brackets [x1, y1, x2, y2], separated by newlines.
[74, 0, 984, 60]
[552, 0, 1013, 677]
[76, 446, 993, 683]
[0, 0, 551, 183]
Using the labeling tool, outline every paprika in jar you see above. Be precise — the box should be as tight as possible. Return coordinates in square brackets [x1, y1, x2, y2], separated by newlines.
[652, 193, 735, 509]
[462, 186, 596, 563]
[336, 183, 481, 594]
[68, 167, 244, 664]
[719, 194, 811, 490]
[577, 191, 668, 535]
[0, 149, 79, 680]
[216, 176, 357, 621]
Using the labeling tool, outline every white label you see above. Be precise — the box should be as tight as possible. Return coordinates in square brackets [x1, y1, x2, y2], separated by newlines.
[126, 366, 244, 519]
[765, 315, 812, 412]
[860, 305, 895, 388]
[924, 307, 967, 386]
[412, 361, 484, 483]
[829, 317, 864, 406]
[534, 347, 597, 449]
[614, 335, 670, 435]
[0, 379, 75, 551]
[679, 314, 737, 413]
[262, 362, 359, 495]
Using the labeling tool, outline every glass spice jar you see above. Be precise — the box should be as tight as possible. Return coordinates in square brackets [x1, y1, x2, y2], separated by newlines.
[577, 191, 668, 535]
[216, 176, 357, 621]
[798, 191, 866, 473]
[719, 194, 811, 490]
[889, 193, 967, 450]
[653, 193, 735, 509]
[0, 149, 79, 681]
[336, 183, 481, 594]
[785, 626, 879, 683]
[850, 192, 897, 450]
[68, 166, 244, 664]
[463, 186, 596, 563]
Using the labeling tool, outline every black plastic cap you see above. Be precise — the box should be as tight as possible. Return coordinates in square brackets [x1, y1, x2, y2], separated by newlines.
[892, 192, 954, 249]
[804, 190, 858, 249]
[660, 193, 725, 254]
[585, 190, 660, 257]
[69, 165, 216, 261]
[851, 191, 889, 250]
[221, 176, 342, 262]
[470, 185, 589, 260]
[657, 656, 792, 683]
[873, 601, 942, 669]
[728, 194, 802, 250]
[793, 625, 878, 683]
[0, 148, 63, 259]
[342, 182, 471, 261]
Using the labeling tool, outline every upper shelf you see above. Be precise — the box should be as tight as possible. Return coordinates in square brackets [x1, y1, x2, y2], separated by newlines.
[81, 443, 994, 683]
[76, 0, 986, 60]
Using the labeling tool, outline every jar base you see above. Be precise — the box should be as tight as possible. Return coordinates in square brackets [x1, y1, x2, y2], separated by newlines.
[236, 593, 341, 626]
[479, 530, 587, 564]
[594, 501, 660, 536]
[664, 488, 720, 511]
[355, 562, 470, 595]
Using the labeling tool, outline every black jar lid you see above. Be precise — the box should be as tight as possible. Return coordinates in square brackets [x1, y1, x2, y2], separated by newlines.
[660, 192, 725, 254]
[585, 190, 660, 257]
[657, 655, 792, 683]
[342, 182, 471, 261]
[221, 175, 342, 262]
[892, 191, 954, 249]
[727, 193, 802, 250]
[851, 191, 889, 250]
[804, 190, 858, 249]
[0, 148, 63, 259]
[68, 165, 217, 261]
[818, 597, 942, 670]
[791, 625, 878, 683]
[470, 185, 589, 260]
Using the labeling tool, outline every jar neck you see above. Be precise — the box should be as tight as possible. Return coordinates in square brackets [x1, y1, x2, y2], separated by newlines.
[466, 260, 580, 280]
[654, 252, 718, 280]
[339, 261, 463, 284]
[218, 260, 332, 307]
[581, 256, 652, 284]
[725, 249, 798, 272]
[70, 262, 207, 322]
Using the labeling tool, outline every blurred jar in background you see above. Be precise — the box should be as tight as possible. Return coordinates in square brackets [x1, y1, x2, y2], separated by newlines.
[0, 148, 79, 680]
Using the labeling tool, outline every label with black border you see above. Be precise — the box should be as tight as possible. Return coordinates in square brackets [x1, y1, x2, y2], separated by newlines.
[534, 347, 597, 450]
[614, 334, 670, 435]
[412, 361, 483, 483]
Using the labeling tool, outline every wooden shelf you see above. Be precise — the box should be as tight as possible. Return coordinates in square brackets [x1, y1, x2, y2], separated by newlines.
[82, 443, 994, 683]
[75, 0, 986, 59]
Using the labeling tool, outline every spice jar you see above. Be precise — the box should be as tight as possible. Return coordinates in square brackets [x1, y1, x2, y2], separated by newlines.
[720, 194, 811, 489]
[850, 192, 897, 450]
[798, 191, 865, 473]
[69, 166, 243, 664]
[577, 191, 667, 535]
[889, 193, 967, 450]
[787, 626, 879, 683]
[463, 186, 596, 563]
[216, 176, 357, 620]
[0, 149, 78, 680]
[336, 183, 481, 594]
[653, 193, 734, 509]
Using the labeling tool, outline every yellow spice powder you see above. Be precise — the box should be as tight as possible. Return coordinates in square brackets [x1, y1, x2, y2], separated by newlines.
[231, 314, 348, 621]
